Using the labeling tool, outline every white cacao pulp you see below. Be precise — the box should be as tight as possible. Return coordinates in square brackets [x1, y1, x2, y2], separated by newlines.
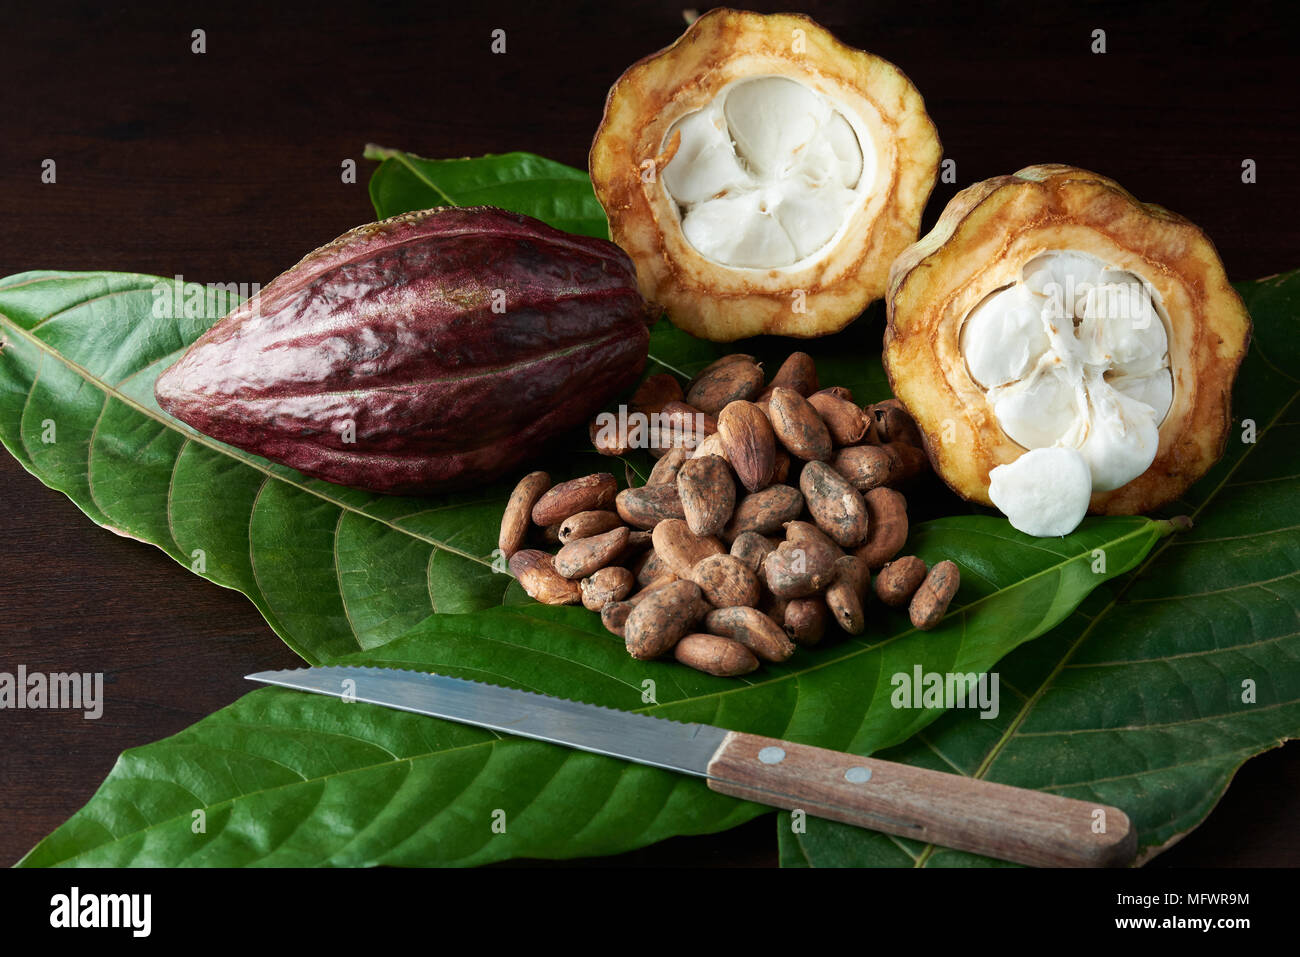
[661, 76, 875, 270]
[988, 448, 1092, 538]
[959, 250, 1174, 534]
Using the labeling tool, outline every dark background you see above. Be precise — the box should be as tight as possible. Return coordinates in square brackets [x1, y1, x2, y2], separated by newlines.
[0, 0, 1296, 868]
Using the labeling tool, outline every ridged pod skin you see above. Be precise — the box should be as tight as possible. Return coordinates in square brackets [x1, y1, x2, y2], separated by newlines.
[590, 8, 940, 341]
[156, 206, 651, 494]
[884, 165, 1251, 515]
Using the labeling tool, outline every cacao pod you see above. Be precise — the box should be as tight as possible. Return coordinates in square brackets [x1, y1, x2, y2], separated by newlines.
[155, 206, 652, 493]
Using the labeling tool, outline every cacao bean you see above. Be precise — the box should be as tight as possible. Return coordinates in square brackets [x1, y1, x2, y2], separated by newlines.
[676, 454, 736, 537]
[909, 560, 960, 631]
[690, 432, 729, 462]
[155, 207, 650, 494]
[862, 413, 882, 445]
[625, 580, 705, 660]
[762, 593, 790, 624]
[554, 526, 629, 579]
[660, 400, 719, 434]
[717, 400, 776, 493]
[730, 531, 777, 572]
[673, 634, 759, 676]
[522, 354, 956, 678]
[689, 594, 714, 623]
[831, 445, 892, 492]
[692, 353, 756, 379]
[632, 548, 672, 587]
[800, 460, 870, 547]
[722, 485, 804, 541]
[704, 607, 795, 663]
[772, 448, 792, 485]
[686, 356, 765, 414]
[508, 549, 582, 605]
[871, 399, 924, 447]
[646, 446, 688, 486]
[601, 600, 634, 637]
[812, 386, 853, 402]
[533, 473, 618, 526]
[783, 597, 828, 646]
[758, 352, 818, 400]
[628, 575, 681, 604]
[825, 555, 870, 635]
[581, 566, 635, 612]
[647, 401, 716, 456]
[769, 387, 833, 461]
[589, 418, 628, 456]
[499, 470, 551, 559]
[883, 441, 929, 486]
[875, 555, 928, 607]
[855, 487, 909, 569]
[762, 537, 838, 598]
[616, 484, 686, 528]
[783, 519, 844, 557]
[807, 392, 868, 446]
[651, 519, 725, 579]
[689, 554, 762, 608]
[558, 509, 623, 544]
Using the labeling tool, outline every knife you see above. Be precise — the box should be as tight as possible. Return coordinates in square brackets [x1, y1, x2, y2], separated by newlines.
[246, 666, 1135, 867]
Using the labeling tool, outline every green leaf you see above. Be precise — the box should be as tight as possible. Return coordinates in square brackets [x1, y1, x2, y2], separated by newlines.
[780, 270, 1300, 867]
[364, 145, 610, 239]
[18, 514, 1169, 867]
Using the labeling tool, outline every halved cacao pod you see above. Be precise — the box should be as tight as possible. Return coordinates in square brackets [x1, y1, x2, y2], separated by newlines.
[156, 206, 651, 494]
[884, 165, 1251, 515]
[590, 8, 940, 341]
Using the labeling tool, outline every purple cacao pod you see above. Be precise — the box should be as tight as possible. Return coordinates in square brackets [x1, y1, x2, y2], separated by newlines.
[155, 206, 652, 494]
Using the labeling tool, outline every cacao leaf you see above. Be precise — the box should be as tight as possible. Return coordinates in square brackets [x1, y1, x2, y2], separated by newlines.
[779, 270, 1300, 866]
[364, 145, 610, 240]
[18, 516, 1169, 866]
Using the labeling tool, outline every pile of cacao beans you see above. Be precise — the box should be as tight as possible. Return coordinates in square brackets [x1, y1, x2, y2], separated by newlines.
[500, 352, 961, 677]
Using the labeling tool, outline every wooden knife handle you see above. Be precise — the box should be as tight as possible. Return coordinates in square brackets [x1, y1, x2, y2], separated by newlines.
[706, 731, 1135, 868]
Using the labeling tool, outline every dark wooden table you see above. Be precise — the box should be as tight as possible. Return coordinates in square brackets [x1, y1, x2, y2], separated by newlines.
[1, 0, 1296, 867]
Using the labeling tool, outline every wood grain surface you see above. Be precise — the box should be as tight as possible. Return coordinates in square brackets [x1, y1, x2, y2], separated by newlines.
[706, 732, 1136, 867]
[1, 0, 1296, 868]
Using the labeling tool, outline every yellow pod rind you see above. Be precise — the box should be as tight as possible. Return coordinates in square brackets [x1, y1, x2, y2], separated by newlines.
[884, 164, 1251, 515]
[591, 8, 941, 342]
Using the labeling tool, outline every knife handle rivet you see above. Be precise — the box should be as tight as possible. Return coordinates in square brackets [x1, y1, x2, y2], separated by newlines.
[844, 766, 872, 784]
[758, 746, 786, 765]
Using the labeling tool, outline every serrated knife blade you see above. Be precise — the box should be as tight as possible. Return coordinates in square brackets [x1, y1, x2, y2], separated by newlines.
[246, 666, 728, 776]
[245, 665, 1137, 868]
